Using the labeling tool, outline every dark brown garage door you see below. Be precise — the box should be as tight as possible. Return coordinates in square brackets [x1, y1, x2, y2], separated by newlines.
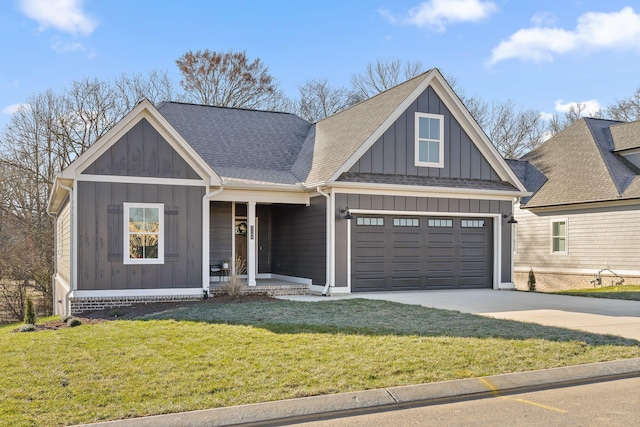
[351, 216, 492, 292]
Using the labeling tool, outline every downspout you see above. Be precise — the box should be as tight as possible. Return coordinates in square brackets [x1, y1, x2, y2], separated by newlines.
[57, 183, 73, 316]
[316, 187, 332, 296]
[202, 185, 225, 297]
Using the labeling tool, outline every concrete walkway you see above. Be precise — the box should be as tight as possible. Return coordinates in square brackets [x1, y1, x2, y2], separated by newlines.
[282, 289, 640, 340]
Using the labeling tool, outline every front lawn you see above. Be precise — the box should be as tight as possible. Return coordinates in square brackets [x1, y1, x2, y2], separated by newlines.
[553, 285, 640, 301]
[2, 298, 639, 427]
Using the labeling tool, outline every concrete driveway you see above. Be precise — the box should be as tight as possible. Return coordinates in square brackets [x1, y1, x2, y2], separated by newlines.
[282, 290, 640, 341]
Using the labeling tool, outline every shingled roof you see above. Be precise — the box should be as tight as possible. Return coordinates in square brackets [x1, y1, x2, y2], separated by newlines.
[515, 118, 640, 208]
[156, 102, 312, 185]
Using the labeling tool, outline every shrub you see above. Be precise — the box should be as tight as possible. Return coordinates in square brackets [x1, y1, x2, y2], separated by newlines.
[61, 315, 73, 323]
[221, 257, 247, 298]
[527, 269, 537, 292]
[68, 318, 82, 327]
[24, 296, 36, 324]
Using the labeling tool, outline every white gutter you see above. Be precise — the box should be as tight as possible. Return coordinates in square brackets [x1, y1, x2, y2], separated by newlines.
[202, 186, 225, 295]
[316, 187, 332, 296]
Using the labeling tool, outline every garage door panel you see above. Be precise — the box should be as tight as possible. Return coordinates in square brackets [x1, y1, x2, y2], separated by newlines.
[391, 277, 421, 289]
[426, 277, 454, 288]
[460, 247, 487, 257]
[352, 216, 492, 292]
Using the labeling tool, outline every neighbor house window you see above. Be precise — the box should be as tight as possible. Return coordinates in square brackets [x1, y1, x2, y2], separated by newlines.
[123, 203, 164, 264]
[415, 112, 444, 168]
[551, 220, 567, 254]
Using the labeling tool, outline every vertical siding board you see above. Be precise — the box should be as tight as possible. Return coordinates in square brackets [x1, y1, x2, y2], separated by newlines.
[157, 186, 174, 288]
[157, 131, 174, 177]
[210, 202, 233, 269]
[110, 183, 126, 288]
[112, 135, 128, 175]
[172, 185, 188, 286]
[95, 182, 111, 290]
[427, 198, 439, 212]
[449, 117, 461, 178]
[395, 111, 407, 175]
[406, 100, 418, 176]
[360, 194, 372, 210]
[416, 197, 428, 211]
[78, 182, 96, 290]
[372, 135, 384, 173]
[126, 184, 144, 290]
[257, 205, 272, 274]
[383, 127, 395, 174]
[185, 187, 203, 287]
[448, 198, 459, 213]
[406, 196, 417, 211]
[128, 121, 143, 177]
[459, 199, 470, 213]
[460, 133, 472, 179]
[470, 144, 482, 179]
[371, 195, 384, 210]
[95, 145, 112, 175]
[141, 120, 158, 178]
[383, 195, 395, 210]
[469, 199, 480, 213]
[479, 200, 490, 213]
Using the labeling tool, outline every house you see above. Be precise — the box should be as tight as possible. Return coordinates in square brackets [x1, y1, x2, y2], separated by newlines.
[47, 69, 527, 315]
[509, 117, 640, 291]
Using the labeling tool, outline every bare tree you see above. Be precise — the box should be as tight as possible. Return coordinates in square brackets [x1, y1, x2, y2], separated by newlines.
[547, 102, 604, 137]
[295, 79, 354, 122]
[0, 70, 183, 316]
[176, 49, 282, 109]
[351, 59, 425, 101]
[606, 87, 640, 122]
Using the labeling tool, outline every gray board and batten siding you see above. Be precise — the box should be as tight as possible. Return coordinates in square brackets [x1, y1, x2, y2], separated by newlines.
[82, 118, 202, 180]
[334, 194, 513, 288]
[346, 86, 500, 181]
[76, 182, 204, 290]
[76, 117, 206, 291]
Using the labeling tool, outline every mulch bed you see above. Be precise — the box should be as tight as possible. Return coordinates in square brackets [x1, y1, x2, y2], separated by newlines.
[12, 294, 277, 332]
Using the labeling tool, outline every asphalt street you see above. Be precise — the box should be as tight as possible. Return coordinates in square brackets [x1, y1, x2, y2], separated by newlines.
[289, 376, 640, 427]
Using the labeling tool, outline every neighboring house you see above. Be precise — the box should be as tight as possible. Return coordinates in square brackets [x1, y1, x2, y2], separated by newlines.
[509, 118, 640, 291]
[47, 69, 527, 315]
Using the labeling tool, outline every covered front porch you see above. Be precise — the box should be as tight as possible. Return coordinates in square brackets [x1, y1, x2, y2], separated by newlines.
[203, 188, 327, 294]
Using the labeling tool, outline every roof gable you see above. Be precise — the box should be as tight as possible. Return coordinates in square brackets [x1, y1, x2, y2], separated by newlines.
[82, 118, 202, 179]
[521, 118, 640, 207]
[59, 99, 220, 185]
[303, 69, 526, 192]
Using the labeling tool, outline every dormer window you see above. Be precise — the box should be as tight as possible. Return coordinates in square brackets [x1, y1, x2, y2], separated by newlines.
[415, 112, 444, 168]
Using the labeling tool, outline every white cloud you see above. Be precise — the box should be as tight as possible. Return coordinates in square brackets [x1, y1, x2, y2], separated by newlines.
[381, 0, 497, 31]
[539, 111, 555, 121]
[51, 39, 85, 53]
[489, 7, 640, 64]
[19, 0, 97, 36]
[554, 99, 602, 116]
[2, 104, 29, 115]
[530, 12, 556, 27]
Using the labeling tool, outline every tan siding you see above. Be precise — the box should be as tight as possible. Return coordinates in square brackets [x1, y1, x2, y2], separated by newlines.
[514, 204, 640, 272]
[57, 199, 71, 283]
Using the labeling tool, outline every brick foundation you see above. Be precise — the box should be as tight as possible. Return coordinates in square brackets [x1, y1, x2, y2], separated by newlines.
[514, 271, 638, 292]
[70, 294, 204, 315]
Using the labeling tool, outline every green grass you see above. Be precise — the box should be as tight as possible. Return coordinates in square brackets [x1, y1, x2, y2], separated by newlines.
[553, 285, 640, 301]
[1, 299, 639, 427]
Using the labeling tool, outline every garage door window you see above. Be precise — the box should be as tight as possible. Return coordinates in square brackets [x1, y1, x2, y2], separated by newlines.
[428, 219, 452, 227]
[356, 217, 384, 226]
[393, 218, 419, 227]
[461, 219, 485, 228]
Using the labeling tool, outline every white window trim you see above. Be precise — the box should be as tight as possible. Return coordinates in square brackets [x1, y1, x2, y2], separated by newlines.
[512, 223, 518, 255]
[123, 202, 164, 265]
[550, 218, 568, 255]
[415, 112, 444, 168]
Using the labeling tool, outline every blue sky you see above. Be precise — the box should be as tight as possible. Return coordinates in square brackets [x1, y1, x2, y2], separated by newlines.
[2, 0, 640, 129]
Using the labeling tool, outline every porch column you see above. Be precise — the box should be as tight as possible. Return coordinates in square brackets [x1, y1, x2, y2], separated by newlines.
[247, 201, 257, 286]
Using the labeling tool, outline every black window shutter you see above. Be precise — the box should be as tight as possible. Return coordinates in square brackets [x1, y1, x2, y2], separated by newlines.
[165, 206, 179, 261]
[107, 205, 123, 261]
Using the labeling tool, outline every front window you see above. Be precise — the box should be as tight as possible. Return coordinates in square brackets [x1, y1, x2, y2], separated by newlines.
[415, 112, 444, 168]
[124, 203, 164, 264]
[551, 220, 567, 254]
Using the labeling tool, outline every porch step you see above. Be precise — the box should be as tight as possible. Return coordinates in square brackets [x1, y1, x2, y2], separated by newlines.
[208, 283, 311, 297]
